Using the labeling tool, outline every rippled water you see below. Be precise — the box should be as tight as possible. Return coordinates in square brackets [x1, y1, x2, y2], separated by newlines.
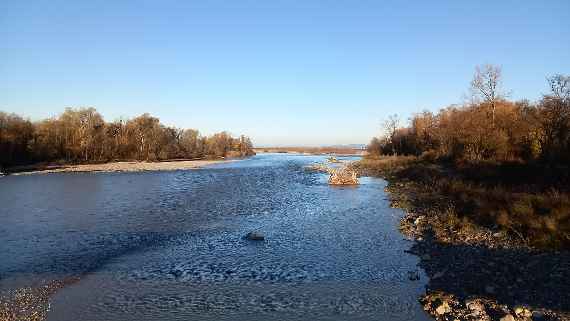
[0, 154, 430, 320]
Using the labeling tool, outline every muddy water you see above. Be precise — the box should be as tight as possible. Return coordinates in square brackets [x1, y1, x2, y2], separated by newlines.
[0, 154, 430, 321]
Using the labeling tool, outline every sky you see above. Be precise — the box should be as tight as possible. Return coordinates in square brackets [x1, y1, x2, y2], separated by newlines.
[1, 1, 569, 146]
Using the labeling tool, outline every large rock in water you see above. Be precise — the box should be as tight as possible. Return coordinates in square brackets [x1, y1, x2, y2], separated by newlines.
[245, 231, 265, 241]
[328, 166, 359, 185]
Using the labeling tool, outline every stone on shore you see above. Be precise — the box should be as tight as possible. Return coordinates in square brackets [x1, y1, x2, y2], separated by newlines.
[435, 301, 451, 315]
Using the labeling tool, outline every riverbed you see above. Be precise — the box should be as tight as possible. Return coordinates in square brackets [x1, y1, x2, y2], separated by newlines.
[0, 154, 430, 321]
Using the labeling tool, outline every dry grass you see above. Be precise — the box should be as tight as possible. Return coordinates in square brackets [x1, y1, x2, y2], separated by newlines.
[357, 156, 570, 249]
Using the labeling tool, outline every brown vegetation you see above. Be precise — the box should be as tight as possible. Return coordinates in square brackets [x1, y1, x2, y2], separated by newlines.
[0, 108, 255, 171]
[357, 157, 570, 249]
[368, 71, 569, 165]
[364, 67, 570, 250]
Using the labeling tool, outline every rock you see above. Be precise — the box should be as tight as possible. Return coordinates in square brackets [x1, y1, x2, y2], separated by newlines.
[245, 231, 265, 241]
[414, 216, 424, 225]
[532, 311, 545, 320]
[500, 314, 515, 321]
[435, 301, 451, 315]
[514, 306, 532, 317]
[408, 270, 420, 281]
[466, 300, 485, 315]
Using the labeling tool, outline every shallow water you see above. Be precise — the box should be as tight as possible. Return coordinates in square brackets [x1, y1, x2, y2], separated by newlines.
[0, 154, 430, 320]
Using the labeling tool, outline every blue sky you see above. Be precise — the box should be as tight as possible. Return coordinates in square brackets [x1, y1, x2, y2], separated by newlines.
[1, 0, 569, 146]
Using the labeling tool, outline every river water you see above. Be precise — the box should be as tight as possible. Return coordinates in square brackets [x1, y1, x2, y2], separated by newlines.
[0, 154, 430, 321]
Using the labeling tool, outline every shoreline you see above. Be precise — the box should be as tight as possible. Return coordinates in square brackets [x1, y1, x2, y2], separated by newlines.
[6, 159, 236, 176]
[355, 159, 570, 321]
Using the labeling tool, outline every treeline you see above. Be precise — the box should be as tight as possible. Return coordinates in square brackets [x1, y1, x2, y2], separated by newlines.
[0, 108, 255, 169]
[368, 66, 570, 166]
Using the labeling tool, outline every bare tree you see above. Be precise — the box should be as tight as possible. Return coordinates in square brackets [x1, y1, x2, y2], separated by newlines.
[541, 74, 570, 161]
[547, 74, 570, 102]
[383, 114, 400, 155]
[471, 64, 506, 125]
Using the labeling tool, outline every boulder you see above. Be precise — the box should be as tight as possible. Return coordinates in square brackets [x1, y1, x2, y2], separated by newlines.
[514, 306, 532, 318]
[435, 301, 451, 315]
[245, 231, 265, 241]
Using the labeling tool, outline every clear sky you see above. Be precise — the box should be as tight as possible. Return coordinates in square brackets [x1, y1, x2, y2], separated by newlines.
[1, 1, 569, 146]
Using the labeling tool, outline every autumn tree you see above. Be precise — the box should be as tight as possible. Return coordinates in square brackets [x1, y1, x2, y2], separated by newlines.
[0, 112, 34, 168]
[180, 129, 203, 158]
[540, 74, 570, 162]
[0, 108, 255, 168]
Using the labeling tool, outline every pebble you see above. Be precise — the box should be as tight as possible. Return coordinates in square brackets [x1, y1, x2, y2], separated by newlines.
[414, 216, 424, 225]
[514, 306, 532, 317]
[466, 300, 485, 314]
[435, 301, 451, 315]
[408, 270, 420, 281]
[532, 310, 545, 320]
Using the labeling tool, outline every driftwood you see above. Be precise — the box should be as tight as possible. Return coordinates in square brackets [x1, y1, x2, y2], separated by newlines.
[307, 162, 359, 185]
[328, 166, 359, 185]
[327, 156, 341, 163]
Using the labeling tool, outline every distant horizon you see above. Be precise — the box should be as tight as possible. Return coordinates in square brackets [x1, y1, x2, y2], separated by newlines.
[2, 0, 569, 146]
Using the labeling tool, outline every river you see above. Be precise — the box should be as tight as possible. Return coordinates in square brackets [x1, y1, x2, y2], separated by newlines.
[0, 154, 430, 321]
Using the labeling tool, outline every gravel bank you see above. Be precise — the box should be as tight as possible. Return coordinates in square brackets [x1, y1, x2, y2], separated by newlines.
[8, 159, 233, 175]
[383, 178, 570, 321]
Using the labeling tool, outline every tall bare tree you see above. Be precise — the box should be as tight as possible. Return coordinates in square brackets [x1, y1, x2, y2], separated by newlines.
[541, 74, 570, 161]
[383, 114, 400, 155]
[471, 64, 506, 126]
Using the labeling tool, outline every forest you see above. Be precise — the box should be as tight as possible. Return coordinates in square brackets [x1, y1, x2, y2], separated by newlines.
[368, 67, 569, 166]
[364, 66, 570, 248]
[0, 108, 255, 170]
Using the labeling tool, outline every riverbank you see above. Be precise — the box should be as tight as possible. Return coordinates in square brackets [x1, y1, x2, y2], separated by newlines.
[355, 156, 570, 321]
[5, 159, 235, 175]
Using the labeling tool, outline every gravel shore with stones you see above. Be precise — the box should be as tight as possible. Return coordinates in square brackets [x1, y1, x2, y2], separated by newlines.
[384, 178, 570, 321]
[0, 278, 78, 321]
[7, 159, 233, 175]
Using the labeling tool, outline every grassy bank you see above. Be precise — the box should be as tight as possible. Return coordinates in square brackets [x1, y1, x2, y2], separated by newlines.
[355, 156, 570, 250]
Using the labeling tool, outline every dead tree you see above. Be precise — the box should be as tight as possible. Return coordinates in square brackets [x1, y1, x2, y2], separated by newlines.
[471, 64, 506, 126]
